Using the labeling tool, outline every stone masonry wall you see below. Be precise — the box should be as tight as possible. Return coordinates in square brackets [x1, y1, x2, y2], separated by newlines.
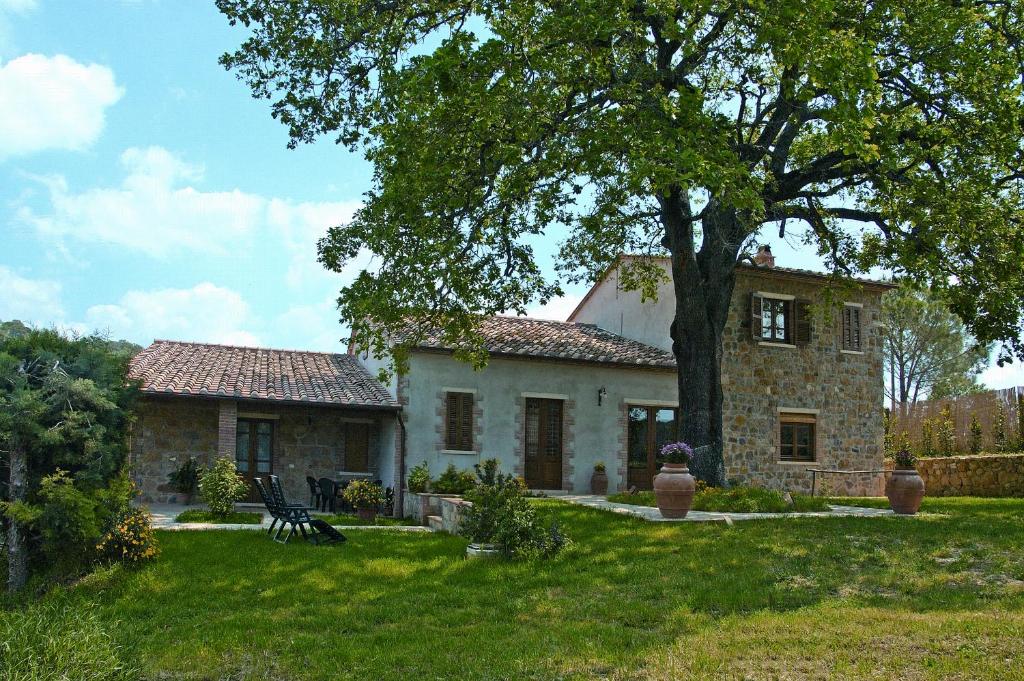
[132, 396, 390, 504]
[720, 271, 888, 496]
[893, 454, 1024, 497]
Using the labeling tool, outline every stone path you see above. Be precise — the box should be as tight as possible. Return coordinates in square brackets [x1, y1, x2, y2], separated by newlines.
[558, 494, 897, 522]
[143, 503, 431, 532]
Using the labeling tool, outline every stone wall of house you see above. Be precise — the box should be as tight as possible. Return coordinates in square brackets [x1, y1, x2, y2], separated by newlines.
[720, 271, 888, 496]
[890, 454, 1024, 497]
[132, 396, 391, 504]
[131, 397, 219, 503]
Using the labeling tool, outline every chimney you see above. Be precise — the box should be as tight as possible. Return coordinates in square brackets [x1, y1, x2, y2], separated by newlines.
[753, 244, 775, 268]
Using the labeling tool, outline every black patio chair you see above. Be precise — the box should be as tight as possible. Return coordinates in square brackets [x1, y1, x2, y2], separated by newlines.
[317, 477, 338, 513]
[306, 475, 323, 509]
[252, 477, 282, 537]
[267, 475, 316, 544]
[308, 518, 347, 544]
[336, 479, 353, 513]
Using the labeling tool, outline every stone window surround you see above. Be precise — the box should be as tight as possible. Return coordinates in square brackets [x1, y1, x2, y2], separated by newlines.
[436, 387, 483, 455]
[616, 398, 679, 491]
[756, 291, 797, 348]
[776, 407, 821, 465]
[514, 392, 576, 491]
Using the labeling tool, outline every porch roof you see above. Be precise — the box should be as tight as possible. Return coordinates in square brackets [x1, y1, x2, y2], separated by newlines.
[128, 340, 399, 409]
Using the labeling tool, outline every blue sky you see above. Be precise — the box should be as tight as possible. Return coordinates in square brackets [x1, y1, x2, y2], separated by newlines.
[1, 0, 1019, 389]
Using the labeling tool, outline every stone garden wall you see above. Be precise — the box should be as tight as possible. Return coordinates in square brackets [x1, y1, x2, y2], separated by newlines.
[896, 454, 1024, 497]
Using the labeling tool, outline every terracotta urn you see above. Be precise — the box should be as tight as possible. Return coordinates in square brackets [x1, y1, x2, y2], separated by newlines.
[591, 469, 609, 495]
[887, 467, 925, 515]
[653, 463, 696, 519]
[357, 507, 377, 523]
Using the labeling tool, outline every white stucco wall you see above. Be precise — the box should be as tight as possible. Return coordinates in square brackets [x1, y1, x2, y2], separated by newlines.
[401, 352, 678, 492]
[569, 259, 675, 351]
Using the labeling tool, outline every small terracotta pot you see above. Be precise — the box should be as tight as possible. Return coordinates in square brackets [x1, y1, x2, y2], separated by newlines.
[887, 468, 925, 515]
[591, 470, 609, 495]
[357, 507, 377, 522]
[653, 463, 696, 519]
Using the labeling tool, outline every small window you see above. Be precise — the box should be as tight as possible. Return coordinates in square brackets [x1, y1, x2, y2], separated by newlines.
[751, 294, 812, 345]
[779, 413, 816, 462]
[842, 304, 863, 351]
[762, 297, 790, 342]
[445, 392, 474, 451]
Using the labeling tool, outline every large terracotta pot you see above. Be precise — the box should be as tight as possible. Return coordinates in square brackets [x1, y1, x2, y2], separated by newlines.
[653, 463, 696, 519]
[591, 470, 609, 495]
[887, 468, 925, 515]
[357, 507, 378, 523]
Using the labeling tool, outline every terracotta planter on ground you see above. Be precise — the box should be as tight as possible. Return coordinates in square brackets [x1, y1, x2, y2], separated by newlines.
[356, 507, 377, 523]
[653, 463, 696, 519]
[591, 470, 609, 495]
[887, 467, 925, 515]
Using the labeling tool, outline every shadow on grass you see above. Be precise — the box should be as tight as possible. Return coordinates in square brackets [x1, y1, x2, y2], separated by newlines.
[28, 496, 1024, 679]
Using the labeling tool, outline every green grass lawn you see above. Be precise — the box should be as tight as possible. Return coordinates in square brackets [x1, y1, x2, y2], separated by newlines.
[318, 512, 419, 527]
[174, 510, 264, 524]
[8, 496, 1024, 680]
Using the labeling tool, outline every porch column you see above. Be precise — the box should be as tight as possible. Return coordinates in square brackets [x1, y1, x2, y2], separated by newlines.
[217, 400, 237, 459]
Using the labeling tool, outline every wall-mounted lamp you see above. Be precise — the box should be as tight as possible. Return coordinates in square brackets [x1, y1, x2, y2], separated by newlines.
[598, 387, 607, 406]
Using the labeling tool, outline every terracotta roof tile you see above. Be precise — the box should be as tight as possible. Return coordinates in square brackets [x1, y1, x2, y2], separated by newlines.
[404, 316, 676, 369]
[128, 340, 398, 409]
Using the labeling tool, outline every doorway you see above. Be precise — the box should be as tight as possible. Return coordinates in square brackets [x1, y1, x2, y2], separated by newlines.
[524, 397, 563, 489]
[626, 406, 678, 490]
[236, 418, 273, 501]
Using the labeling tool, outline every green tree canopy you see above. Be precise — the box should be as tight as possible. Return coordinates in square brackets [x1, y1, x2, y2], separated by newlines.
[883, 285, 990, 410]
[219, 0, 1024, 480]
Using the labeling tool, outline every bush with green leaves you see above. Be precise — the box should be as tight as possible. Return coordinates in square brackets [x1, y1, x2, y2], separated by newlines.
[0, 599, 138, 681]
[406, 461, 431, 493]
[96, 506, 159, 565]
[459, 459, 567, 559]
[343, 479, 386, 509]
[198, 456, 248, 517]
[168, 456, 200, 496]
[432, 463, 477, 495]
[969, 414, 983, 454]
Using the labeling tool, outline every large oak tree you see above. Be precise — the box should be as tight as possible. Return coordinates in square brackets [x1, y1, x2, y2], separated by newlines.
[219, 0, 1024, 479]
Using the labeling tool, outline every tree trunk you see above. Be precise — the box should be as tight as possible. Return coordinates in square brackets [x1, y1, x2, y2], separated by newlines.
[7, 439, 27, 593]
[663, 195, 739, 486]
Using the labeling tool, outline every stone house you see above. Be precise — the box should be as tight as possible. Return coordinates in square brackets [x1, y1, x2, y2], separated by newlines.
[127, 250, 893, 506]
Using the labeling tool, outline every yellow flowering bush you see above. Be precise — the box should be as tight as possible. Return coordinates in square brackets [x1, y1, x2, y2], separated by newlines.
[96, 507, 159, 565]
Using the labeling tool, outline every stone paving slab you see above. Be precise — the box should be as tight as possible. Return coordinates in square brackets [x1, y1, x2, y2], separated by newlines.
[558, 494, 898, 522]
[142, 503, 431, 532]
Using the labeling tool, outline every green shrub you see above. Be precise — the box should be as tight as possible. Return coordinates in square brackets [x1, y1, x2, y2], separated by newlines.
[96, 506, 159, 565]
[460, 459, 567, 558]
[198, 456, 248, 517]
[0, 600, 137, 681]
[343, 480, 386, 509]
[432, 463, 477, 495]
[969, 414, 983, 454]
[168, 456, 200, 496]
[407, 461, 431, 493]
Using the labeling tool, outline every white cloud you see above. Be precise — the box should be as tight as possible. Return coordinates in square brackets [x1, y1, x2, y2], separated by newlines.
[22, 146, 363, 278]
[0, 266, 63, 322]
[84, 282, 261, 346]
[0, 0, 38, 11]
[981, 360, 1024, 392]
[274, 297, 347, 352]
[0, 54, 123, 159]
[524, 294, 584, 322]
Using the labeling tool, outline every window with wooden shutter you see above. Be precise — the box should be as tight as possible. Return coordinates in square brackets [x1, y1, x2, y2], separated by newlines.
[794, 300, 812, 346]
[842, 304, 862, 351]
[445, 392, 474, 451]
[750, 293, 764, 340]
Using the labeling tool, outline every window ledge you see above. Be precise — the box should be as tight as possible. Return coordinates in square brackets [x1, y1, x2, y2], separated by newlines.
[758, 341, 797, 349]
[840, 349, 864, 355]
[775, 460, 816, 466]
[439, 449, 478, 455]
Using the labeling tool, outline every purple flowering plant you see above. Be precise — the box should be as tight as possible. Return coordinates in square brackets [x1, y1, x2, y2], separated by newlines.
[660, 441, 694, 465]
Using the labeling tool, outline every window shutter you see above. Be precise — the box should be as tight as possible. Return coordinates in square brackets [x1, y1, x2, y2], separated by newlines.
[446, 393, 458, 449]
[794, 300, 812, 346]
[750, 293, 763, 340]
[460, 393, 473, 450]
[851, 307, 861, 349]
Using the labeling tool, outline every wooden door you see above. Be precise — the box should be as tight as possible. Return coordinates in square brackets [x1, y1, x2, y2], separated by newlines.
[344, 423, 370, 472]
[236, 419, 274, 502]
[524, 398, 563, 489]
[626, 406, 678, 490]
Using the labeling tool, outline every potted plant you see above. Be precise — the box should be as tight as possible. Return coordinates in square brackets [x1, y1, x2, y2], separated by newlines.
[887, 444, 925, 515]
[590, 461, 608, 495]
[168, 457, 200, 505]
[653, 442, 697, 518]
[344, 479, 386, 522]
